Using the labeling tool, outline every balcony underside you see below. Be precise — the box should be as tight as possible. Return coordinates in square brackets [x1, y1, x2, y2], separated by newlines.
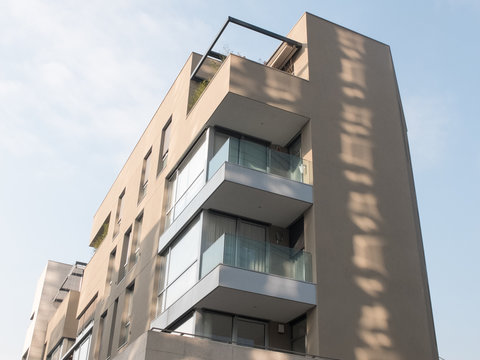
[207, 92, 309, 146]
[188, 55, 309, 148]
[151, 264, 316, 330]
[159, 162, 312, 253]
[204, 165, 312, 228]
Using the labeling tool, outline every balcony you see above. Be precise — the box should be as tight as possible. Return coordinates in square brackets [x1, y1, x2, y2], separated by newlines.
[187, 54, 310, 147]
[153, 263, 315, 330]
[201, 234, 312, 282]
[120, 330, 337, 360]
[208, 137, 312, 184]
[160, 160, 312, 254]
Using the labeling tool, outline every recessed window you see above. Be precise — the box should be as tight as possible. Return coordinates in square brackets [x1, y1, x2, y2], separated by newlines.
[96, 311, 107, 358]
[106, 298, 118, 359]
[128, 212, 143, 269]
[113, 189, 125, 238]
[291, 315, 306, 353]
[139, 149, 152, 202]
[119, 282, 135, 347]
[118, 228, 132, 282]
[106, 248, 116, 286]
[158, 118, 172, 174]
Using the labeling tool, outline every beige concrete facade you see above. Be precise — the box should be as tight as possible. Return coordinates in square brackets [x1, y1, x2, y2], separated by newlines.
[23, 13, 438, 360]
[22, 261, 75, 360]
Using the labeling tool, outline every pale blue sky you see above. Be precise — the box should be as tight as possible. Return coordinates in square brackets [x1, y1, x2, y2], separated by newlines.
[1, 1, 479, 359]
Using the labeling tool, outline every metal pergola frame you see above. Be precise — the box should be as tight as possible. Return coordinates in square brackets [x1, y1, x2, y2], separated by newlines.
[190, 16, 302, 81]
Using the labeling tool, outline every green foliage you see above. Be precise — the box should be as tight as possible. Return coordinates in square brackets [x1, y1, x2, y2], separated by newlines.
[91, 215, 110, 249]
[188, 79, 210, 112]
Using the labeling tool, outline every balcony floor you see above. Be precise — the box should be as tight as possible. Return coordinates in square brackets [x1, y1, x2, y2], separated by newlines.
[151, 264, 316, 330]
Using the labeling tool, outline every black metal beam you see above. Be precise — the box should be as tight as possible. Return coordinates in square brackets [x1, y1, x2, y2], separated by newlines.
[190, 17, 230, 81]
[190, 16, 302, 80]
[228, 16, 302, 49]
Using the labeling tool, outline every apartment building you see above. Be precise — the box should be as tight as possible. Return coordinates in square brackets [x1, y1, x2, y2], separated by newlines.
[22, 261, 85, 360]
[22, 13, 438, 360]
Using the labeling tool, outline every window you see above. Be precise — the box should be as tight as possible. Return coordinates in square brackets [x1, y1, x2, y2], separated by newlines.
[118, 228, 132, 282]
[291, 315, 306, 353]
[113, 190, 125, 238]
[47, 341, 63, 360]
[158, 118, 172, 174]
[235, 318, 266, 347]
[72, 333, 91, 360]
[106, 299, 118, 359]
[165, 132, 207, 226]
[201, 311, 233, 342]
[129, 213, 143, 269]
[96, 311, 107, 359]
[289, 217, 304, 251]
[139, 149, 152, 201]
[199, 311, 267, 347]
[119, 283, 134, 347]
[157, 216, 201, 313]
[106, 248, 116, 286]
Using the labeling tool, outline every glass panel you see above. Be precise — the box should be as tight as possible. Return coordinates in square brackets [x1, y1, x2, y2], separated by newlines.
[173, 314, 195, 337]
[167, 218, 201, 285]
[171, 135, 207, 220]
[165, 264, 197, 309]
[269, 243, 293, 278]
[236, 319, 265, 347]
[239, 139, 267, 172]
[213, 132, 229, 155]
[73, 334, 91, 360]
[236, 236, 266, 273]
[269, 149, 291, 179]
[228, 137, 240, 164]
[176, 166, 190, 199]
[292, 319, 306, 338]
[208, 134, 312, 184]
[201, 312, 232, 342]
[175, 170, 205, 216]
[237, 221, 265, 242]
[156, 292, 164, 317]
[237, 221, 266, 272]
[291, 316, 306, 353]
[203, 212, 237, 251]
[208, 139, 230, 179]
[201, 234, 225, 278]
[200, 232, 312, 282]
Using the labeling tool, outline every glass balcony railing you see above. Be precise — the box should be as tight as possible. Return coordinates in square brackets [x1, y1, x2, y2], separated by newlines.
[208, 138, 312, 185]
[201, 233, 312, 282]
